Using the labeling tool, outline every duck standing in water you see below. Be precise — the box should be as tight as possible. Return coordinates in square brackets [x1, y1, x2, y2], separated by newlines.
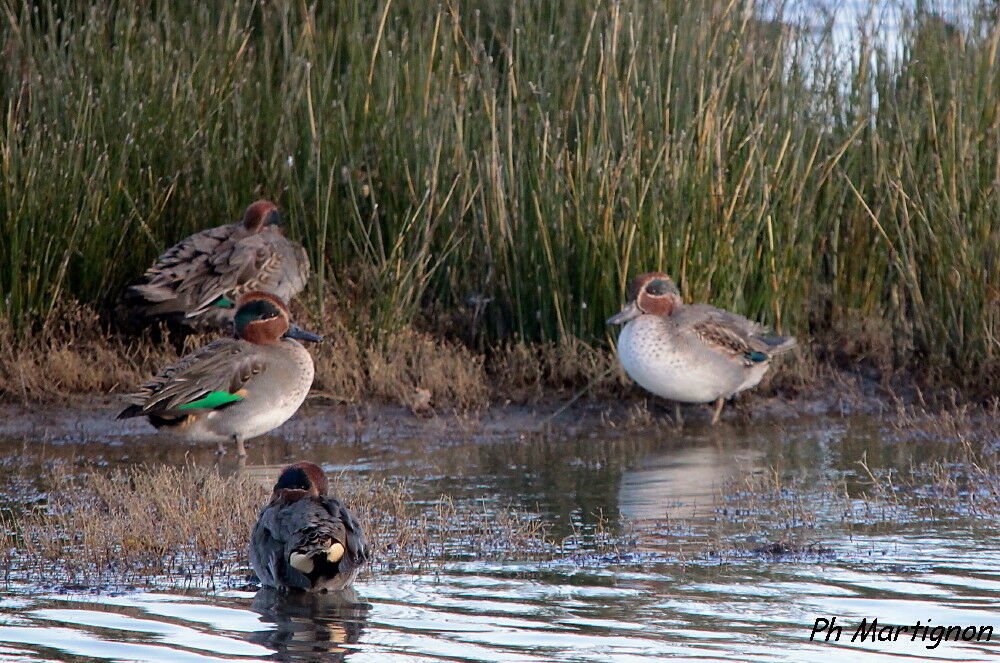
[117, 292, 321, 455]
[607, 272, 796, 424]
[123, 199, 309, 350]
[251, 462, 369, 592]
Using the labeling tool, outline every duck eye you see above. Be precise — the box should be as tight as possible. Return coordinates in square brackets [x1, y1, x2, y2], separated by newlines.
[646, 279, 673, 296]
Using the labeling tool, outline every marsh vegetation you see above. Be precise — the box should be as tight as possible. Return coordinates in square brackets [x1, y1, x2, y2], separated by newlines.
[1, 0, 998, 405]
[2, 405, 999, 588]
[0, 461, 576, 586]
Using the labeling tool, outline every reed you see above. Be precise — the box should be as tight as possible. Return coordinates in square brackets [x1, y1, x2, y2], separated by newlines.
[1, 0, 997, 389]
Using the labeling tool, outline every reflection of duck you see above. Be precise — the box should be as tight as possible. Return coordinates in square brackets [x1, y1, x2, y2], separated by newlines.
[248, 585, 370, 662]
[251, 462, 369, 592]
[618, 445, 763, 524]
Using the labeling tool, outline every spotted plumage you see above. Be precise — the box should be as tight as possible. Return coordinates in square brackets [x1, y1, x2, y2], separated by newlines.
[607, 272, 796, 424]
[117, 292, 322, 455]
[123, 200, 309, 347]
[251, 462, 369, 593]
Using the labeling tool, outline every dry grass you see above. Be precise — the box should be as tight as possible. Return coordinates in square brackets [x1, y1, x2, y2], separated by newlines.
[718, 468, 850, 538]
[487, 339, 624, 402]
[0, 302, 173, 402]
[3, 464, 266, 583]
[0, 301, 631, 410]
[310, 324, 490, 411]
[865, 407, 1000, 518]
[0, 296, 972, 418]
[0, 463, 561, 586]
[0, 302, 494, 409]
[703, 410, 1000, 560]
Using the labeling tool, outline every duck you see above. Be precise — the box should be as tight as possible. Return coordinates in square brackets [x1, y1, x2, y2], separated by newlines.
[251, 462, 369, 593]
[117, 291, 321, 455]
[607, 272, 796, 424]
[123, 199, 310, 351]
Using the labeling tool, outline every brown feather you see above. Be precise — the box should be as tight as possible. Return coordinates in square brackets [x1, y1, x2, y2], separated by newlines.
[241, 315, 288, 345]
[692, 320, 754, 361]
[122, 338, 266, 414]
[122, 201, 309, 332]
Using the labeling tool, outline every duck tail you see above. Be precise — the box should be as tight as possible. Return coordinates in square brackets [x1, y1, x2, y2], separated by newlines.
[116, 404, 143, 420]
[758, 334, 797, 356]
[288, 533, 349, 576]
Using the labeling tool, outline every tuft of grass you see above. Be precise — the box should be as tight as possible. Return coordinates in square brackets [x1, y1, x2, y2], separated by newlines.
[0, 462, 563, 586]
[309, 322, 491, 411]
[0, 301, 173, 402]
[3, 464, 267, 583]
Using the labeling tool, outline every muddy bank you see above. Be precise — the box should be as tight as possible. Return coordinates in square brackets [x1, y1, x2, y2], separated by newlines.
[2, 300, 992, 415]
[0, 368, 982, 451]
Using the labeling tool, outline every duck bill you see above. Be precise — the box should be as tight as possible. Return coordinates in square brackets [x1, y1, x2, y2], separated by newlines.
[283, 323, 323, 343]
[606, 301, 642, 325]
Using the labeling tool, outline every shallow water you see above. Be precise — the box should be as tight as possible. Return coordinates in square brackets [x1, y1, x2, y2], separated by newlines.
[1, 405, 999, 662]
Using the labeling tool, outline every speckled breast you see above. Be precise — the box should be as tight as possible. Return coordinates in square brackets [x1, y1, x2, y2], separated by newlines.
[615, 316, 742, 404]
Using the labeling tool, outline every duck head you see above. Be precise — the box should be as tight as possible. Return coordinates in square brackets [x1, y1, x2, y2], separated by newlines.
[242, 200, 283, 233]
[273, 461, 329, 498]
[234, 292, 323, 345]
[606, 272, 682, 324]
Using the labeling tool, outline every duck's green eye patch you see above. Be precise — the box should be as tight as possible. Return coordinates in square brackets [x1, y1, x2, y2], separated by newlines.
[274, 466, 312, 491]
[234, 300, 282, 332]
[646, 279, 675, 296]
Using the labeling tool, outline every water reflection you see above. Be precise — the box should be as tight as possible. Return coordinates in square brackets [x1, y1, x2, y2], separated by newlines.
[618, 445, 765, 522]
[248, 588, 370, 662]
[2, 407, 1000, 661]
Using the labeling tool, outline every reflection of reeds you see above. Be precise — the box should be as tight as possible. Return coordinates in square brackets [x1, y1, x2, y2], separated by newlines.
[0, 463, 563, 586]
[0, 1, 997, 392]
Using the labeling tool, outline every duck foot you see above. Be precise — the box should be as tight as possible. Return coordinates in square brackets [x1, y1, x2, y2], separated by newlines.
[710, 397, 724, 425]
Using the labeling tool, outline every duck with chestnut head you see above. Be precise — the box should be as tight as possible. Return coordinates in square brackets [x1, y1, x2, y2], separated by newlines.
[123, 199, 310, 351]
[117, 292, 322, 455]
[607, 272, 795, 424]
[251, 462, 369, 593]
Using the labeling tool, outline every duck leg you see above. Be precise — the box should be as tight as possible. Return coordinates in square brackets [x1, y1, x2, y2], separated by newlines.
[234, 435, 247, 457]
[216, 440, 227, 455]
[710, 397, 725, 425]
[673, 403, 684, 428]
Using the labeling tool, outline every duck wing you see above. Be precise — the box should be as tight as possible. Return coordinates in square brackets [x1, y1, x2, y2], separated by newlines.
[126, 224, 288, 320]
[117, 338, 264, 418]
[265, 236, 310, 303]
[251, 494, 368, 591]
[185, 232, 290, 316]
[683, 305, 796, 365]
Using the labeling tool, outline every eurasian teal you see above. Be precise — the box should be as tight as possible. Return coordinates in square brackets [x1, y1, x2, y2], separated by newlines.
[117, 292, 321, 455]
[251, 462, 369, 593]
[123, 200, 309, 348]
[607, 272, 796, 424]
